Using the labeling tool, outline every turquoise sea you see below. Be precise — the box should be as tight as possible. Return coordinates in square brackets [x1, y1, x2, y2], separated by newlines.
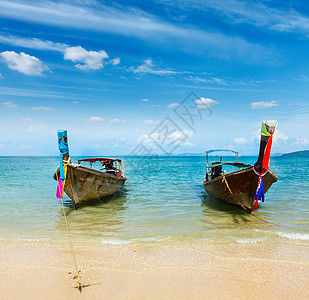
[0, 156, 308, 246]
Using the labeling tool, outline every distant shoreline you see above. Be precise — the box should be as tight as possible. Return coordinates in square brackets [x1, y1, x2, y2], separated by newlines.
[0, 151, 308, 157]
[281, 150, 309, 157]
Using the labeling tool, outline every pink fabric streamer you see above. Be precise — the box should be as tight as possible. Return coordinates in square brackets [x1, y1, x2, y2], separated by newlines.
[56, 178, 64, 199]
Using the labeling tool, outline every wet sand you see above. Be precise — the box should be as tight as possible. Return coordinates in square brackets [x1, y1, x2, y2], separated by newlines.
[0, 240, 308, 300]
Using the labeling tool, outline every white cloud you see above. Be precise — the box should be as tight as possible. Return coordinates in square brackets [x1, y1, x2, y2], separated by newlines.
[167, 0, 309, 36]
[195, 97, 219, 110]
[167, 103, 180, 108]
[212, 77, 228, 85]
[108, 57, 120, 66]
[188, 76, 229, 85]
[129, 58, 177, 75]
[137, 134, 150, 143]
[19, 117, 31, 122]
[138, 132, 163, 144]
[144, 119, 160, 125]
[137, 129, 194, 147]
[149, 132, 164, 140]
[137, 130, 194, 147]
[273, 130, 289, 142]
[64, 46, 108, 70]
[190, 77, 213, 84]
[241, 129, 289, 146]
[141, 98, 149, 102]
[251, 101, 279, 109]
[234, 137, 247, 144]
[26, 125, 47, 132]
[3, 101, 56, 112]
[298, 75, 309, 82]
[295, 137, 309, 145]
[32, 106, 56, 111]
[0, 34, 68, 52]
[20, 144, 32, 150]
[0, 1, 273, 62]
[0, 51, 49, 76]
[86, 117, 126, 124]
[168, 130, 194, 142]
[137, 130, 190, 146]
[110, 118, 127, 124]
[2, 101, 17, 108]
[87, 116, 107, 122]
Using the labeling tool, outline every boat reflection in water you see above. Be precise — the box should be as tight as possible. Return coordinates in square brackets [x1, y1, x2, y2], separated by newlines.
[55, 188, 129, 239]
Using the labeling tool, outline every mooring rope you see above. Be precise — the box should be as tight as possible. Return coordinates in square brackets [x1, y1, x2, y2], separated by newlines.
[251, 211, 280, 226]
[222, 173, 233, 195]
[240, 204, 296, 229]
[60, 197, 83, 291]
[56, 171, 83, 291]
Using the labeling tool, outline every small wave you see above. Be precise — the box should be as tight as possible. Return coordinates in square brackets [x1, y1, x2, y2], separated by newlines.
[101, 239, 131, 245]
[18, 238, 50, 242]
[100, 237, 171, 245]
[234, 237, 267, 244]
[277, 232, 309, 240]
[134, 236, 171, 243]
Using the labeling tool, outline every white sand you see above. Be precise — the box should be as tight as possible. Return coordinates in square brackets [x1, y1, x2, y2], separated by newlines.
[0, 240, 308, 299]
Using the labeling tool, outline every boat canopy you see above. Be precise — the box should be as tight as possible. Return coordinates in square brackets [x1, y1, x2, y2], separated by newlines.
[78, 157, 122, 164]
[205, 149, 238, 154]
[207, 161, 252, 169]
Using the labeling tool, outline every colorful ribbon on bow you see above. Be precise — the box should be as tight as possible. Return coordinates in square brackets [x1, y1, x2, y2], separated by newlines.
[253, 121, 277, 210]
[56, 130, 69, 199]
[254, 174, 265, 210]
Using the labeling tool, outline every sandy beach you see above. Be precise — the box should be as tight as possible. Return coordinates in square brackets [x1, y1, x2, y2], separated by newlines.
[1, 240, 308, 300]
[2, 0, 309, 297]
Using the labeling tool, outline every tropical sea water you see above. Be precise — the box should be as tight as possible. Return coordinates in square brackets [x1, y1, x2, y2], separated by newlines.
[0, 156, 308, 246]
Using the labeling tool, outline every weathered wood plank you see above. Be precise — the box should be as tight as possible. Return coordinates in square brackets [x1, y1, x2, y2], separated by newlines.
[203, 167, 277, 211]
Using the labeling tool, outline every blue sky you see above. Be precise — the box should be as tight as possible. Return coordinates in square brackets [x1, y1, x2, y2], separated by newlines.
[0, 0, 309, 156]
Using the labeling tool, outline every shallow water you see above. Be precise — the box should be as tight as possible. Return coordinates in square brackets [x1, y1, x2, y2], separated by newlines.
[0, 156, 308, 245]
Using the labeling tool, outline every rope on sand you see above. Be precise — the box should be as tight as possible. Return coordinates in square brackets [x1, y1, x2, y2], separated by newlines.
[60, 196, 83, 292]
[56, 171, 83, 292]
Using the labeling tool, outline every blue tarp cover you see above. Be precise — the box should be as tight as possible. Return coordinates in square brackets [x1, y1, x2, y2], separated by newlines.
[205, 149, 238, 154]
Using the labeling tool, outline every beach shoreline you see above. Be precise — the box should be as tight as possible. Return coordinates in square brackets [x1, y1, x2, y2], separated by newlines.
[1, 239, 308, 300]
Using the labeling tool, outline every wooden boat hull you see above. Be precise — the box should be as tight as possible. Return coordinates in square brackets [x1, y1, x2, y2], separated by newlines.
[202, 167, 277, 211]
[54, 164, 127, 208]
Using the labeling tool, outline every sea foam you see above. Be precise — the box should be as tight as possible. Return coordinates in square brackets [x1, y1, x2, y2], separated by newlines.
[277, 232, 309, 241]
[234, 237, 267, 244]
[101, 239, 131, 245]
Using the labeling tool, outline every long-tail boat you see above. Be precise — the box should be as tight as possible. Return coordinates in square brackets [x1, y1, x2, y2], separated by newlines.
[53, 130, 127, 208]
[202, 121, 278, 212]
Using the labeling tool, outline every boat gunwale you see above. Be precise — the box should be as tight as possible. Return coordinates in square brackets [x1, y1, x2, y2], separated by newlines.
[71, 164, 127, 181]
[53, 164, 127, 182]
[202, 166, 277, 186]
[77, 157, 122, 163]
[206, 161, 252, 169]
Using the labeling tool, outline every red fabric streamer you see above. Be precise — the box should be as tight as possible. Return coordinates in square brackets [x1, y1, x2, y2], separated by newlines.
[254, 199, 259, 211]
[262, 134, 273, 171]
